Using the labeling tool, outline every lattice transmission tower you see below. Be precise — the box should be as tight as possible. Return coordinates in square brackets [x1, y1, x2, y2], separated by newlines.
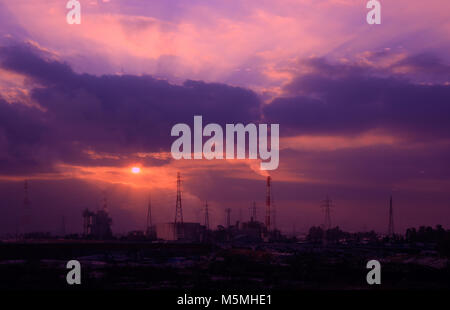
[388, 195, 395, 237]
[265, 176, 271, 231]
[174, 172, 183, 224]
[321, 196, 333, 231]
[146, 194, 153, 234]
[204, 201, 210, 230]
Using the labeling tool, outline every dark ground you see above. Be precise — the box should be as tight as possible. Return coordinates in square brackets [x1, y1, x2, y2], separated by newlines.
[0, 241, 449, 290]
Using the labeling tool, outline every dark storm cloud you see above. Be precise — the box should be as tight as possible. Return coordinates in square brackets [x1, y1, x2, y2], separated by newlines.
[0, 42, 261, 174]
[1, 42, 450, 200]
[392, 53, 450, 78]
[263, 57, 450, 139]
[0, 97, 57, 174]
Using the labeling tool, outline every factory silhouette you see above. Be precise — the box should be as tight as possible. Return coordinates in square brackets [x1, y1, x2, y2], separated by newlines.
[4, 172, 450, 291]
[14, 171, 400, 244]
[79, 173, 283, 243]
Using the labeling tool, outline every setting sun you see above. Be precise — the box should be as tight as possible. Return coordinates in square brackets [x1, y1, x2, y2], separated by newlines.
[131, 167, 141, 174]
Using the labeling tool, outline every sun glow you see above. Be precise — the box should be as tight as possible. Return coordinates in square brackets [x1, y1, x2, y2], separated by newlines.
[131, 167, 141, 174]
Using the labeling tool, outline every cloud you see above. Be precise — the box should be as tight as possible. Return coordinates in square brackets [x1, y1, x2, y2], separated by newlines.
[0, 42, 261, 175]
[2, 41, 450, 232]
[0, 1, 449, 234]
[263, 56, 450, 139]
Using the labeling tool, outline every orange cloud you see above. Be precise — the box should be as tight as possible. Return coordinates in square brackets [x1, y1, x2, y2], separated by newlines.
[281, 132, 399, 151]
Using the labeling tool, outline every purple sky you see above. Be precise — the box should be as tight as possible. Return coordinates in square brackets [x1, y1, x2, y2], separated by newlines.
[0, 0, 449, 235]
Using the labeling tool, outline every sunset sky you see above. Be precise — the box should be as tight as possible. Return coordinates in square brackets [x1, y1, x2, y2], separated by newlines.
[0, 0, 449, 235]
